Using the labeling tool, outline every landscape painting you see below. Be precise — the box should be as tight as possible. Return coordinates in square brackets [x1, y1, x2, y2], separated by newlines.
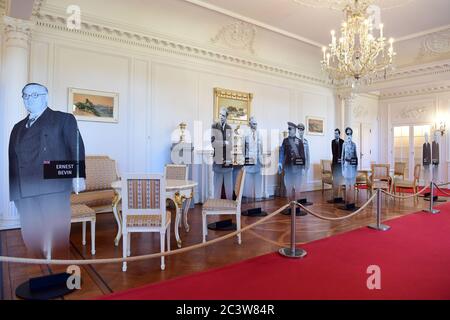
[306, 116, 325, 136]
[69, 88, 119, 123]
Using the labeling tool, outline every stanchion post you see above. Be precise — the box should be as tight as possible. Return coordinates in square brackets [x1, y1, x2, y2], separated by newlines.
[423, 182, 440, 214]
[368, 188, 391, 231]
[279, 189, 307, 258]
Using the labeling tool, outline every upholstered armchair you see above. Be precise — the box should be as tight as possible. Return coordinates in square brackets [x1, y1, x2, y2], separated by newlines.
[394, 164, 421, 201]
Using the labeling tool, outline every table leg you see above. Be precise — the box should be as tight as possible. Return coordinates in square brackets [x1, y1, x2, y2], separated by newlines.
[112, 193, 122, 246]
[173, 192, 186, 248]
[183, 189, 194, 232]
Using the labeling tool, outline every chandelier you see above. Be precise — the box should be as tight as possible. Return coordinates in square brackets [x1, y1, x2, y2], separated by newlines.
[294, 0, 413, 11]
[320, 0, 396, 85]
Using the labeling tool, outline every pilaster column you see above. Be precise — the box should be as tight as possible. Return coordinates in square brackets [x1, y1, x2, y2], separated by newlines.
[337, 90, 355, 130]
[0, 16, 34, 229]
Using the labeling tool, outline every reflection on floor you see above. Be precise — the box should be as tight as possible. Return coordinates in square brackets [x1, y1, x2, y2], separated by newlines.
[0, 189, 432, 300]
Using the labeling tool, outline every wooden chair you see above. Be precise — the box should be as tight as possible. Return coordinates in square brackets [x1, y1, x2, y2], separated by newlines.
[369, 164, 392, 194]
[320, 160, 333, 193]
[121, 174, 170, 272]
[71, 204, 96, 255]
[202, 167, 246, 244]
[394, 164, 421, 202]
[393, 162, 407, 182]
[164, 164, 188, 180]
[355, 170, 370, 198]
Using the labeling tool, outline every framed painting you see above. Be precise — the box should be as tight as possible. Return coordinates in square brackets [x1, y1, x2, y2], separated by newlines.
[68, 88, 119, 123]
[306, 116, 325, 136]
[214, 87, 253, 125]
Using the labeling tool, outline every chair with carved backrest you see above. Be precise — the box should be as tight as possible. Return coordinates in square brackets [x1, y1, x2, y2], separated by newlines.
[202, 167, 246, 244]
[369, 164, 392, 194]
[121, 174, 170, 272]
[393, 161, 407, 182]
[320, 160, 333, 194]
[394, 164, 421, 202]
[164, 164, 188, 181]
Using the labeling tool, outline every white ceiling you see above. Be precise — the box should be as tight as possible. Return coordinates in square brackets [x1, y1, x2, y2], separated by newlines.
[187, 0, 450, 45]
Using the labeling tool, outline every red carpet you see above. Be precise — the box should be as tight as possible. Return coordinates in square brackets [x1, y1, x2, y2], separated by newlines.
[100, 203, 450, 300]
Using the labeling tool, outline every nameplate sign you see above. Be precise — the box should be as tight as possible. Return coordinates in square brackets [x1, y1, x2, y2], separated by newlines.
[43, 161, 85, 179]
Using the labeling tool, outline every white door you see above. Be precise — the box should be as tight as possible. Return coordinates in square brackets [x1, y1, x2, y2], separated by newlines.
[360, 124, 373, 170]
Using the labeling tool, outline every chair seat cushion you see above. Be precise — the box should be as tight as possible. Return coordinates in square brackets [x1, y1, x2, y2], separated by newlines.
[395, 180, 414, 188]
[71, 204, 96, 219]
[71, 189, 115, 209]
[126, 211, 171, 227]
[203, 199, 237, 211]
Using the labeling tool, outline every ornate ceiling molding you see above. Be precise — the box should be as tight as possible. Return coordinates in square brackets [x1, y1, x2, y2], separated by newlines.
[32, 0, 45, 17]
[34, 12, 328, 86]
[211, 20, 257, 55]
[417, 27, 450, 61]
[293, 0, 414, 10]
[380, 84, 450, 99]
[0, 0, 7, 16]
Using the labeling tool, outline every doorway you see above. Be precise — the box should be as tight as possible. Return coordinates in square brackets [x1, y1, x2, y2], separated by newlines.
[393, 124, 432, 180]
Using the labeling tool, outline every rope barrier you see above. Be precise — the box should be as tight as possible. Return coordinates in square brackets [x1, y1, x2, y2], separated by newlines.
[437, 182, 450, 187]
[0, 203, 291, 266]
[380, 185, 429, 199]
[294, 193, 377, 221]
[433, 183, 450, 197]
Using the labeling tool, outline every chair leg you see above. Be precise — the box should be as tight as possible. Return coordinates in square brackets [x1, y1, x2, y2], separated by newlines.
[91, 220, 96, 255]
[322, 182, 324, 194]
[82, 221, 86, 246]
[202, 212, 207, 243]
[167, 223, 171, 252]
[122, 232, 128, 272]
[160, 231, 166, 271]
[127, 233, 131, 257]
[236, 214, 241, 245]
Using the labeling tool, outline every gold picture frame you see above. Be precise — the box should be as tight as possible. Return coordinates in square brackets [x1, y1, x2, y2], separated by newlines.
[306, 116, 325, 136]
[214, 88, 253, 125]
[68, 88, 119, 123]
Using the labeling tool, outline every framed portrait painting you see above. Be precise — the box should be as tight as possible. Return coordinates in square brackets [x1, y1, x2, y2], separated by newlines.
[68, 88, 119, 123]
[214, 88, 253, 125]
[306, 116, 325, 136]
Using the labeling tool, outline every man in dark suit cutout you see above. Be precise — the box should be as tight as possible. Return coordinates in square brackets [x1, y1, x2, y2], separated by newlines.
[9, 83, 86, 259]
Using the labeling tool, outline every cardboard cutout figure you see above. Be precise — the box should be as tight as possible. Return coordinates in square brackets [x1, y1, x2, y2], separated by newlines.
[432, 130, 440, 182]
[279, 122, 305, 199]
[423, 132, 431, 184]
[9, 83, 86, 259]
[211, 107, 233, 199]
[331, 128, 344, 201]
[244, 117, 263, 199]
[341, 127, 358, 206]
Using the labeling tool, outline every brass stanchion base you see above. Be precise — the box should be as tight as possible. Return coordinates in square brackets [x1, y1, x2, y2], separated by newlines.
[368, 224, 391, 231]
[278, 248, 307, 258]
[422, 209, 440, 214]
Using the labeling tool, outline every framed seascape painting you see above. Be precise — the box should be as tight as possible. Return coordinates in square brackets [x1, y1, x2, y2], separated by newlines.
[214, 87, 253, 125]
[306, 116, 325, 136]
[69, 88, 119, 123]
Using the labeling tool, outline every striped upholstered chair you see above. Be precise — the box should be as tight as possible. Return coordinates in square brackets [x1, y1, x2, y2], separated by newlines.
[121, 174, 170, 272]
[202, 167, 246, 244]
